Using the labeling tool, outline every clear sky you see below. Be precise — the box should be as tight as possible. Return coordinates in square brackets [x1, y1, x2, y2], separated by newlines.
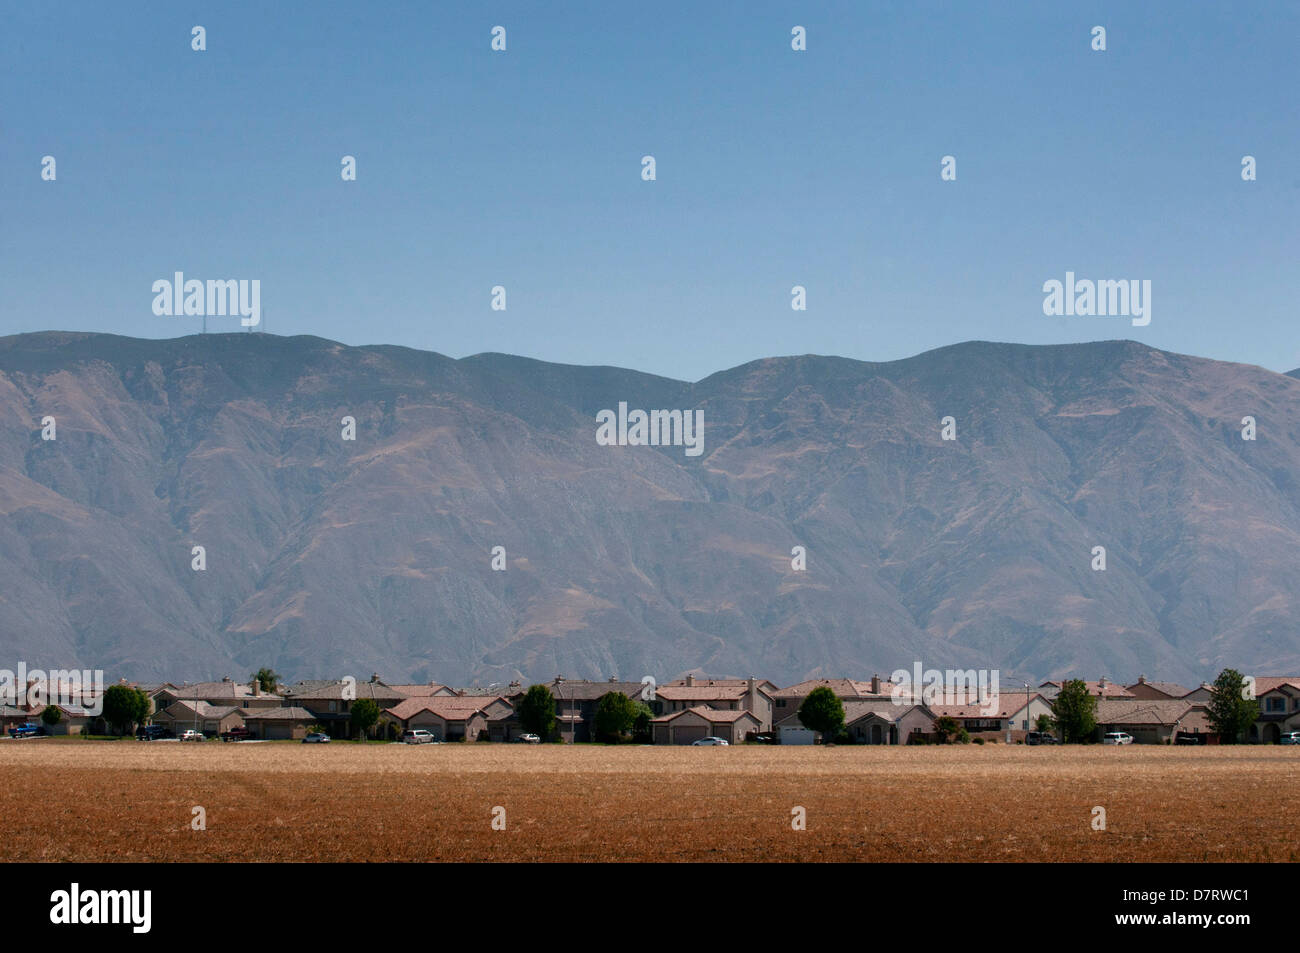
[2, 1, 1296, 380]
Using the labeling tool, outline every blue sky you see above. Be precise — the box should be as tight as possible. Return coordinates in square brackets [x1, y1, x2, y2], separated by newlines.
[2, 1, 1296, 380]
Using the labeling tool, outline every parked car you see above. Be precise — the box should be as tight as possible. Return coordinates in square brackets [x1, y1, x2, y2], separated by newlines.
[8, 722, 44, 738]
[1102, 731, 1134, 745]
[1025, 731, 1059, 745]
[750, 733, 777, 745]
[302, 732, 330, 744]
[515, 733, 541, 744]
[220, 726, 253, 742]
[1175, 731, 1207, 745]
[691, 736, 729, 746]
[180, 729, 205, 742]
[401, 729, 434, 744]
[136, 725, 171, 741]
[1280, 731, 1300, 746]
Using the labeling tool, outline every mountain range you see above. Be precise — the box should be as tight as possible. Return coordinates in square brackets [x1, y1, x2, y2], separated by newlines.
[2, 331, 1298, 687]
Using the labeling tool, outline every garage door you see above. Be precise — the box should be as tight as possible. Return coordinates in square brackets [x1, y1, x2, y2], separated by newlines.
[780, 727, 816, 745]
[263, 723, 292, 740]
[674, 725, 708, 745]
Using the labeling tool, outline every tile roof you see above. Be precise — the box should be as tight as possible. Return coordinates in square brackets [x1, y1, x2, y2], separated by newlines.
[1094, 699, 1199, 726]
[283, 680, 404, 702]
[652, 706, 759, 724]
[384, 696, 508, 721]
[161, 700, 241, 719]
[1252, 677, 1300, 695]
[386, 684, 451, 697]
[929, 692, 1044, 719]
[1126, 680, 1192, 697]
[773, 678, 882, 699]
[1040, 680, 1135, 698]
[550, 680, 644, 701]
[160, 681, 263, 701]
[655, 685, 748, 701]
[242, 706, 317, 721]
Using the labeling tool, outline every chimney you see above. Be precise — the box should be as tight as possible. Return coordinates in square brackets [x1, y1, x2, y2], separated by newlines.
[371, 673, 379, 683]
[222, 676, 232, 682]
[871, 674, 881, 695]
[748, 675, 757, 694]
[1138, 674, 1147, 684]
[686, 674, 695, 687]
[608, 675, 617, 682]
[252, 679, 261, 697]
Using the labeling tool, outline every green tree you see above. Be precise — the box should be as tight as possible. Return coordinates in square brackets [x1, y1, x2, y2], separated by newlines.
[1207, 668, 1258, 744]
[101, 685, 149, 735]
[350, 698, 380, 740]
[631, 701, 654, 743]
[797, 686, 845, 743]
[251, 667, 282, 693]
[1052, 679, 1098, 743]
[934, 715, 959, 744]
[40, 704, 62, 729]
[593, 691, 638, 743]
[1035, 713, 1057, 734]
[518, 684, 557, 740]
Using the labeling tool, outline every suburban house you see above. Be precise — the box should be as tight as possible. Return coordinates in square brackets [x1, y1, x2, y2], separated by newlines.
[1094, 699, 1213, 744]
[241, 706, 318, 741]
[841, 700, 937, 745]
[930, 692, 1055, 741]
[152, 678, 283, 713]
[1249, 677, 1300, 743]
[770, 677, 889, 729]
[154, 701, 245, 737]
[1125, 676, 1192, 700]
[550, 678, 646, 743]
[652, 675, 775, 730]
[651, 706, 762, 745]
[380, 695, 514, 742]
[280, 677, 406, 739]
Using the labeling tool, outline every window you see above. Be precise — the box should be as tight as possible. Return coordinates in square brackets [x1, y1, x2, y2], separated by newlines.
[1267, 697, 1285, 713]
[329, 701, 337, 712]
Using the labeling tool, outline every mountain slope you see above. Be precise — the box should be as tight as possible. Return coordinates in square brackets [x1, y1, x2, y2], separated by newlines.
[1, 332, 1297, 686]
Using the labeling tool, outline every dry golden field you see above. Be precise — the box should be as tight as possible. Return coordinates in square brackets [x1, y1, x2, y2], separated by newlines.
[0, 739, 1295, 862]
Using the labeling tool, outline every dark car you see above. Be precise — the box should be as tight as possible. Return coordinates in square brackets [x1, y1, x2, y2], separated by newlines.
[750, 733, 777, 745]
[1025, 731, 1059, 745]
[136, 725, 171, 741]
[1174, 732, 1206, 745]
[8, 723, 44, 738]
[220, 726, 253, 742]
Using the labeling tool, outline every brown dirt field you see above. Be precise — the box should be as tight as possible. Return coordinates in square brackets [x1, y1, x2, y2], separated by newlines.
[0, 740, 1295, 862]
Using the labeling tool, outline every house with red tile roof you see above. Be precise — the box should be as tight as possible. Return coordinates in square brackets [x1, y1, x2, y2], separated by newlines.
[651, 706, 762, 745]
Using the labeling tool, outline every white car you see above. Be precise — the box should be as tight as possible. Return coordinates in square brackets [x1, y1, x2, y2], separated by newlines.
[401, 729, 434, 744]
[691, 736, 730, 746]
[1102, 731, 1134, 745]
[1280, 731, 1300, 746]
[302, 732, 331, 744]
[180, 729, 205, 742]
[516, 733, 541, 744]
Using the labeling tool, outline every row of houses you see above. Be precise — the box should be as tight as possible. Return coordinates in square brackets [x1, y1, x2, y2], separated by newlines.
[5, 672, 1298, 745]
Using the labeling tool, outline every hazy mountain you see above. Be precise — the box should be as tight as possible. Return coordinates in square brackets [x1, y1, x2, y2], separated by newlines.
[2, 331, 1298, 687]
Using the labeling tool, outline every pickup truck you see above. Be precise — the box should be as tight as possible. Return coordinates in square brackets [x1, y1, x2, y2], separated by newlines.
[220, 726, 253, 742]
[7, 723, 44, 738]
